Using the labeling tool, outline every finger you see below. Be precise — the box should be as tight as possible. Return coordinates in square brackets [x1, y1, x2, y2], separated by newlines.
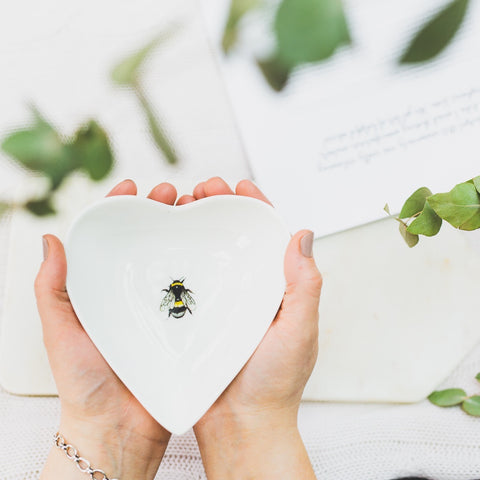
[235, 180, 273, 206]
[147, 183, 177, 205]
[203, 177, 234, 196]
[106, 179, 137, 197]
[176, 194, 196, 205]
[193, 182, 206, 199]
[34, 235, 81, 336]
[280, 230, 322, 327]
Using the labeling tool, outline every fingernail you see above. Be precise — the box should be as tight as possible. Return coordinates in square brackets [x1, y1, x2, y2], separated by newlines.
[300, 231, 314, 258]
[107, 179, 134, 196]
[42, 236, 49, 261]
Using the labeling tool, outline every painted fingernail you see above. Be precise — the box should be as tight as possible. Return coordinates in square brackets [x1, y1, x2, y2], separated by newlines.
[300, 231, 314, 258]
[42, 236, 49, 261]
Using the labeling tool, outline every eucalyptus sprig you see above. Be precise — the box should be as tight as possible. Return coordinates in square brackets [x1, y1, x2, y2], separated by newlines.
[0, 107, 113, 218]
[387, 177, 480, 247]
[428, 372, 480, 417]
[222, 0, 471, 91]
[111, 30, 179, 165]
[0, 27, 181, 222]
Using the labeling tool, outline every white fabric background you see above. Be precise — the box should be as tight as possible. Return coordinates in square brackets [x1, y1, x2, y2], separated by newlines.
[1, 0, 480, 478]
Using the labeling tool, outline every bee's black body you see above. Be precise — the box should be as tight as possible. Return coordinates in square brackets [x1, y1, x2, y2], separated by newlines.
[160, 279, 196, 319]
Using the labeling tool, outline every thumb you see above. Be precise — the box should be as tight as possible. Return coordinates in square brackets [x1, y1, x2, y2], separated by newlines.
[281, 230, 322, 323]
[34, 234, 78, 339]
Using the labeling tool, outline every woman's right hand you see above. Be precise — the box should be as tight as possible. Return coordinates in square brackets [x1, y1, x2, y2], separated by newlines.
[36, 180, 181, 480]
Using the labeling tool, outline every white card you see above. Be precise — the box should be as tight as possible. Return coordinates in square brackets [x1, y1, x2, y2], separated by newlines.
[200, 0, 480, 236]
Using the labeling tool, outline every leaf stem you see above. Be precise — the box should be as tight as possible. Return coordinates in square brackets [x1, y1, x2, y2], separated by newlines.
[133, 83, 178, 165]
[0, 201, 24, 217]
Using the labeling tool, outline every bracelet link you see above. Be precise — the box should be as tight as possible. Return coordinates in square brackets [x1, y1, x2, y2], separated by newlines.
[65, 444, 77, 459]
[75, 455, 91, 472]
[91, 469, 110, 480]
[53, 432, 119, 480]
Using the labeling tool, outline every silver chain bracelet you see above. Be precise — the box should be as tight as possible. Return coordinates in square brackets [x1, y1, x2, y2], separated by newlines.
[53, 432, 119, 480]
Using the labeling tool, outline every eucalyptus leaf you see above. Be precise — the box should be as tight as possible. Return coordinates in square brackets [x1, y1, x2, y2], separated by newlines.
[274, 0, 351, 69]
[400, 0, 469, 64]
[222, 0, 260, 53]
[407, 201, 442, 236]
[428, 388, 467, 407]
[2, 119, 63, 172]
[399, 187, 432, 219]
[1, 112, 75, 190]
[462, 395, 480, 417]
[399, 221, 419, 248]
[25, 197, 56, 216]
[71, 121, 114, 181]
[428, 182, 480, 230]
[257, 56, 291, 92]
[473, 176, 480, 194]
[111, 31, 173, 85]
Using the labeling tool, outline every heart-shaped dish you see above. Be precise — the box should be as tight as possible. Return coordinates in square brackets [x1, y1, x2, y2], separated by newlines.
[65, 194, 290, 434]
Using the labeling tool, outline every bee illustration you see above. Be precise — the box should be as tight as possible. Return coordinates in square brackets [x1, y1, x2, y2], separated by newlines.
[160, 278, 196, 318]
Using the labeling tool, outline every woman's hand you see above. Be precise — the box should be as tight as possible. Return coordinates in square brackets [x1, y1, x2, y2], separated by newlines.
[36, 180, 179, 480]
[185, 178, 322, 479]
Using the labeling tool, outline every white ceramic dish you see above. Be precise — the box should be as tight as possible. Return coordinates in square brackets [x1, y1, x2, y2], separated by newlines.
[65, 194, 290, 434]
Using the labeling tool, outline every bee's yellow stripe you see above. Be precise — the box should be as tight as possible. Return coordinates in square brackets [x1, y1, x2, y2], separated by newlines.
[171, 282, 183, 287]
[174, 301, 183, 307]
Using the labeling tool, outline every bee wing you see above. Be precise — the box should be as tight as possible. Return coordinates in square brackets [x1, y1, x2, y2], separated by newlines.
[181, 290, 196, 310]
[160, 290, 175, 311]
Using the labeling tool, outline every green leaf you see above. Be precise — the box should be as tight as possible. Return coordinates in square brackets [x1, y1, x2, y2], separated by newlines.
[274, 0, 351, 69]
[384, 203, 391, 215]
[407, 200, 442, 236]
[428, 388, 467, 407]
[71, 121, 114, 181]
[2, 115, 63, 173]
[111, 31, 173, 85]
[462, 396, 480, 417]
[473, 176, 480, 194]
[399, 221, 419, 248]
[24, 197, 56, 216]
[1, 110, 77, 190]
[222, 0, 260, 53]
[428, 182, 480, 230]
[476, 372, 480, 382]
[400, 0, 470, 64]
[399, 187, 432, 219]
[257, 56, 291, 92]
